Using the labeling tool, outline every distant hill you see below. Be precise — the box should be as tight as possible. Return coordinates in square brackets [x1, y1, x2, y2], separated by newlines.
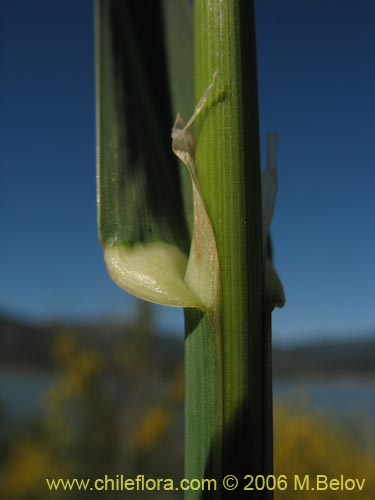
[0, 314, 54, 370]
[0, 313, 373, 375]
[273, 337, 375, 376]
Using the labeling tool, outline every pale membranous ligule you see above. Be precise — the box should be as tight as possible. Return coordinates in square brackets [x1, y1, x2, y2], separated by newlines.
[105, 73, 284, 311]
[104, 74, 220, 310]
[262, 133, 286, 309]
[171, 71, 220, 311]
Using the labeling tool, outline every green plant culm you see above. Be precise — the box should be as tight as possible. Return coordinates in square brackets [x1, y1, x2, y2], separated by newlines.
[185, 2, 284, 498]
[96, 1, 285, 499]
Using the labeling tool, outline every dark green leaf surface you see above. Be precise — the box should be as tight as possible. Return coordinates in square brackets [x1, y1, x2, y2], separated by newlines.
[96, 0, 189, 252]
[162, 0, 195, 233]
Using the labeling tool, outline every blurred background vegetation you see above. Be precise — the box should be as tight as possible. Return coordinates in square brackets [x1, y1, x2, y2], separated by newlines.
[1, 0, 374, 498]
[0, 303, 374, 499]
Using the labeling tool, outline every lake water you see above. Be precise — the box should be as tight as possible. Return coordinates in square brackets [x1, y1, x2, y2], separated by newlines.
[0, 370, 56, 421]
[274, 376, 375, 446]
[0, 371, 374, 433]
[275, 376, 375, 421]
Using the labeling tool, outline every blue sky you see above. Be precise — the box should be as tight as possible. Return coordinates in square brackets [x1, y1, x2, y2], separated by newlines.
[0, 0, 374, 343]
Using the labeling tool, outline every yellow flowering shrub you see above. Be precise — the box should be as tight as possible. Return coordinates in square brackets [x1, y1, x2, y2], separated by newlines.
[274, 403, 374, 500]
[135, 406, 172, 452]
[1, 440, 65, 499]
